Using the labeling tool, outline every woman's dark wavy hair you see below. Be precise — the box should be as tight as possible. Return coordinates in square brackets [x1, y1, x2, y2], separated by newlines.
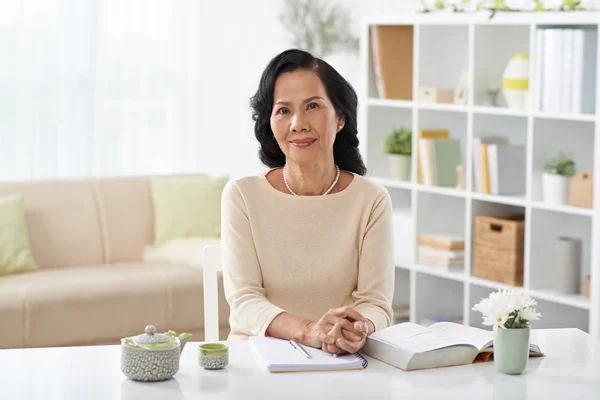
[249, 48, 367, 176]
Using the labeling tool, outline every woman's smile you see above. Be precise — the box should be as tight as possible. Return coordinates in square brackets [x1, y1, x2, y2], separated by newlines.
[290, 138, 317, 148]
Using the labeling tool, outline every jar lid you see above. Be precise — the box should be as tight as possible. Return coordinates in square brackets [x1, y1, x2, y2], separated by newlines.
[123, 325, 180, 350]
[133, 325, 170, 344]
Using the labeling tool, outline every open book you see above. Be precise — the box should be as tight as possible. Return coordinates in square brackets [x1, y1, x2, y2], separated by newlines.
[249, 336, 368, 373]
[361, 322, 543, 371]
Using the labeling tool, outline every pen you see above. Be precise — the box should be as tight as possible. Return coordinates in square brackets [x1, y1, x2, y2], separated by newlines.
[289, 339, 310, 358]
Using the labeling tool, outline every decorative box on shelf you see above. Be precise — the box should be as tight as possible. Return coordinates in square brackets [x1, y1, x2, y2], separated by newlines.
[569, 171, 593, 209]
[473, 214, 525, 286]
[418, 87, 454, 103]
[581, 276, 591, 297]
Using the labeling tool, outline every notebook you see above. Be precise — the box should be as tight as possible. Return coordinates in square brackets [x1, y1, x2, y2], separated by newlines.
[249, 336, 368, 373]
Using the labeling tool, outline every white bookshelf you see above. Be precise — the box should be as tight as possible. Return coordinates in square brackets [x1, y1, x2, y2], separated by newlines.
[359, 12, 600, 340]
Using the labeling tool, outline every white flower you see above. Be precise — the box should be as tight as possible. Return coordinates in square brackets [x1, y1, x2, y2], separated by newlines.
[472, 290, 542, 329]
[482, 305, 511, 328]
[518, 307, 542, 322]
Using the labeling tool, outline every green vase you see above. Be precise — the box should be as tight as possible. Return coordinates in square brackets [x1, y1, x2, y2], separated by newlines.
[493, 326, 530, 375]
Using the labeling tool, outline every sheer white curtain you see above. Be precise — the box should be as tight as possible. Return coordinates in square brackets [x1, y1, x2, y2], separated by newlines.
[0, 0, 203, 181]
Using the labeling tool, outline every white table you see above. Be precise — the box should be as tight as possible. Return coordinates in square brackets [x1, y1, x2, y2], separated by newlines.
[1, 328, 599, 399]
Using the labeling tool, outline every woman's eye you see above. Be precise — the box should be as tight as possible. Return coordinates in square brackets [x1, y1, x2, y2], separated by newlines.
[307, 102, 319, 110]
[278, 107, 289, 115]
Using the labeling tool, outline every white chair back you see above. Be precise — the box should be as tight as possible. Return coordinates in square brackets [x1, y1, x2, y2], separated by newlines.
[202, 244, 222, 342]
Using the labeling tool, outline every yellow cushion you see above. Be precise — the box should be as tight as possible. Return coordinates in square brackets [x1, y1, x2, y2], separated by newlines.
[0, 194, 39, 275]
[150, 176, 228, 246]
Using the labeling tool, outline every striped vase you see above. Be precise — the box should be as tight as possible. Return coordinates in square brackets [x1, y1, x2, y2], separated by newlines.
[502, 54, 529, 110]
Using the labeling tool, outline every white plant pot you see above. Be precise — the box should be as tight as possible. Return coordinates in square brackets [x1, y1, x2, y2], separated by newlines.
[388, 154, 411, 181]
[542, 173, 571, 205]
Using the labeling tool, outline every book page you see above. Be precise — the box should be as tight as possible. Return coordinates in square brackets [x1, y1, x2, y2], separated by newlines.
[429, 322, 493, 351]
[369, 322, 469, 354]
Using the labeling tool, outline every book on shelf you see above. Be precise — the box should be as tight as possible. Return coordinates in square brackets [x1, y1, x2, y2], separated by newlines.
[418, 234, 465, 251]
[472, 136, 525, 195]
[370, 25, 413, 100]
[472, 136, 508, 193]
[361, 321, 544, 372]
[487, 143, 526, 195]
[419, 137, 462, 187]
[417, 129, 449, 184]
[417, 245, 464, 267]
[536, 26, 597, 114]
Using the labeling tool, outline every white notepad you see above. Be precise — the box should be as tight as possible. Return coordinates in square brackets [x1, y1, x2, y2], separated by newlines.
[249, 336, 368, 373]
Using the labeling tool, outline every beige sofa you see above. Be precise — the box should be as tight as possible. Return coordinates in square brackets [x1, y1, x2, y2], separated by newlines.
[0, 175, 230, 349]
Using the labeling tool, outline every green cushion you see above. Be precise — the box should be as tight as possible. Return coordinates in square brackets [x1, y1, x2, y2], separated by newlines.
[150, 176, 229, 246]
[0, 194, 39, 275]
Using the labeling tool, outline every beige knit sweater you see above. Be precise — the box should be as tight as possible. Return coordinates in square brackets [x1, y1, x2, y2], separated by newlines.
[220, 170, 395, 339]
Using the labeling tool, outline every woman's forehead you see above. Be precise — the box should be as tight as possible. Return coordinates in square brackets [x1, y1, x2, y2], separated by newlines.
[273, 69, 326, 101]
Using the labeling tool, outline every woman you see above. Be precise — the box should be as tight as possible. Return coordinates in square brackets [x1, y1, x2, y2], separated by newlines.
[221, 48, 395, 355]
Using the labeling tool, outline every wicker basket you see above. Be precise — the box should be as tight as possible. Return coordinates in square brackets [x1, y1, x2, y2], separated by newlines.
[473, 214, 525, 286]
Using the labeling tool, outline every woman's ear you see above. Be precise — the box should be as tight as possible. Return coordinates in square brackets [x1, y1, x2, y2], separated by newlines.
[337, 116, 345, 132]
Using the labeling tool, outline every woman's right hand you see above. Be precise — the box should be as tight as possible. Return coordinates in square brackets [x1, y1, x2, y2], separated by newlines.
[302, 307, 367, 349]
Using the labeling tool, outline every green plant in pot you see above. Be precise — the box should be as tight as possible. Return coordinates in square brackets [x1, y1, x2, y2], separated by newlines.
[542, 152, 576, 205]
[383, 127, 412, 181]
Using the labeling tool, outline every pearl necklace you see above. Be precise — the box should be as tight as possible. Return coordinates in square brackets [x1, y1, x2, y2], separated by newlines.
[283, 164, 340, 196]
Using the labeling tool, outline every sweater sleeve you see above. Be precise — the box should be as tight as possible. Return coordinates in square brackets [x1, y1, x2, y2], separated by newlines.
[352, 189, 395, 333]
[220, 181, 285, 336]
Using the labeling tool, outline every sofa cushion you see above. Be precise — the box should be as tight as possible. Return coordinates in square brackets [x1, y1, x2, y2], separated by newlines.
[0, 194, 39, 276]
[0, 262, 230, 349]
[91, 177, 155, 263]
[0, 179, 104, 269]
[149, 176, 228, 246]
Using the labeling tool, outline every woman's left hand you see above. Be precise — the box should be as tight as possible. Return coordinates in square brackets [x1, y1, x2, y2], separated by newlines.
[325, 321, 368, 355]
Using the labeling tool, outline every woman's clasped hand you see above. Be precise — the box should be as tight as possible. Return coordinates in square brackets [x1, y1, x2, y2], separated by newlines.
[303, 306, 371, 355]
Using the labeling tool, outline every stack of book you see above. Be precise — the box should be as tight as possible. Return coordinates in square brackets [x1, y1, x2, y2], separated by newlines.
[417, 234, 465, 268]
[536, 26, 597, 114]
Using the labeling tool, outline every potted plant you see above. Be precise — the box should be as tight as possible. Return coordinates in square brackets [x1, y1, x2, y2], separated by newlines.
[472, 290, 542, 375]
[542, 153, 576, 205]
[383, 127, 412, 181]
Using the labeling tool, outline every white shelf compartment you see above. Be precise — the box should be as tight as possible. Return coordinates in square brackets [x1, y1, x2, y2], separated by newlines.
[470, 199, 527, 287]
[392, 268, 412, 325]
[528, 298, 589, 332]
[364, 105, 412, 181]
[473, 23, 530, 109]
[528, 208, 592, 298]
[471, 112, 528, 198]
[390, 187, 414, 269]
[415, 273, 465, 326]
[531, 117, 595, 203]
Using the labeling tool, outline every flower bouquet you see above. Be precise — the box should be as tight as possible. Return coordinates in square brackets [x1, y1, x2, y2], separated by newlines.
[472, 290, 542, 374]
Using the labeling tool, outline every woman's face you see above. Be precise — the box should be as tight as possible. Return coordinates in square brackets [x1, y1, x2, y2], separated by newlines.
[270, 69, 344, 167]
